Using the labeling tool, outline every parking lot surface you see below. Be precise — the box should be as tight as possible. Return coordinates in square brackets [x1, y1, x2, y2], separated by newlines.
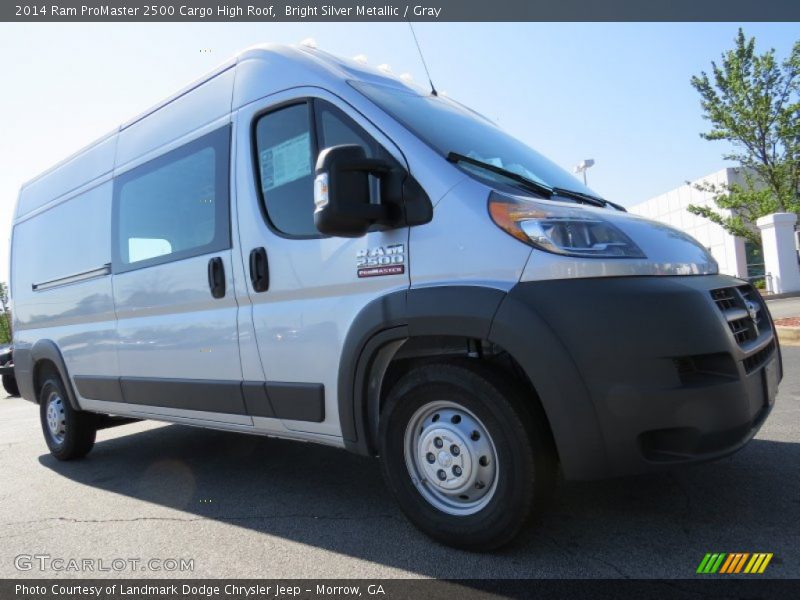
[1, 348, 798, 579]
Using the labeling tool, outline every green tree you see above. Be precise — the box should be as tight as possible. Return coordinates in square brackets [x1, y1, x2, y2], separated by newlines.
[0, 283, 11, 345]
[688, 29, 800, 245]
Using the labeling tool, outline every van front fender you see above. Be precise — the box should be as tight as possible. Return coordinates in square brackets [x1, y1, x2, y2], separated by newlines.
[340, 284, 609, 480]
[489, 289, 609, 480]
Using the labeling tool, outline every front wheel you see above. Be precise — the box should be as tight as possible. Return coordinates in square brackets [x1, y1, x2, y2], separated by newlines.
[39, 376, 97, 460]
[379, 361, 556, 551]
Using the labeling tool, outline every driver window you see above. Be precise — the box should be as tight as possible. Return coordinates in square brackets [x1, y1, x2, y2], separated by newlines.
[315, 101, 388, 203]
[254, 99, 389, 237]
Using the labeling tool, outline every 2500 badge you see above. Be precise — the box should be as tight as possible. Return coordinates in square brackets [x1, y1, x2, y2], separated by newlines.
[357, 244, 405, 278]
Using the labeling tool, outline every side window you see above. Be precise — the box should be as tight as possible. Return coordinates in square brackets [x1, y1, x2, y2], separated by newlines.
[113, 126, 231, 273]
[254, 103, 316, 237]
[254, 99, 392, 237]
[316, 101, 388, 203]
[316, 102, 383, 159]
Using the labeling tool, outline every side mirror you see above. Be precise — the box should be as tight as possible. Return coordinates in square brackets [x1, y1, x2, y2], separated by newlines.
[313, 145, 392, 237]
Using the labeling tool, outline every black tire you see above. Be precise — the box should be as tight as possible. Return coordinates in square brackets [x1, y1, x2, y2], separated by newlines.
[3, 373, 19, 397]
[39, 376, 97, 460]
[379, 360, 556, 551]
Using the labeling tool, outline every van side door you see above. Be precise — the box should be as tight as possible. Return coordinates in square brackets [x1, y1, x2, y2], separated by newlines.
[110, 125, 250, 426]
[234, 90, 410, 440]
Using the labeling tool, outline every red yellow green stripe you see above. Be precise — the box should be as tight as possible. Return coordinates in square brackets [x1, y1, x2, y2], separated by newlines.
[698, 552, 773, 575]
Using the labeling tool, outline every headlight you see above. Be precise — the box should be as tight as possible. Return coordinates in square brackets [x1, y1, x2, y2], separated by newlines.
[489, 192, 646, 258]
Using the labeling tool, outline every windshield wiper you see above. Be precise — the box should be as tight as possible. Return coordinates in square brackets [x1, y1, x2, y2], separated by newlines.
[446, 152, 554, 198]
[447, 152, 627, 211]
[551, 187, 608, 209]
[551, 188, 627, 211]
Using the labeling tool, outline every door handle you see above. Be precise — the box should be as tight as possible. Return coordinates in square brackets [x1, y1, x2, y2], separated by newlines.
[249, 247, 269, 293]
[207, 257, 226, 299]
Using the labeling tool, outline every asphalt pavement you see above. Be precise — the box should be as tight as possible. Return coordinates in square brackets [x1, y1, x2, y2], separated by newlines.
[1, 348, 799, 579]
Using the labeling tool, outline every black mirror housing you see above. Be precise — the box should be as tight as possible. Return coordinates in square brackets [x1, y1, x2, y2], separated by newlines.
[313, 145, 393, 237]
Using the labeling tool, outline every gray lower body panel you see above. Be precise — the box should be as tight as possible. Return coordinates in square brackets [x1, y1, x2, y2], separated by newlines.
[73, 376, 324, 423]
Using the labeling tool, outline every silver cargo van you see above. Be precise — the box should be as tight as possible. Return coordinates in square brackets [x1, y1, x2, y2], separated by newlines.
[10, 43, 781, 550]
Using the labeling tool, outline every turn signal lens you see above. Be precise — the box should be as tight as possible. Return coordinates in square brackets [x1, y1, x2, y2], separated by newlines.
[314, 173, 329, 210]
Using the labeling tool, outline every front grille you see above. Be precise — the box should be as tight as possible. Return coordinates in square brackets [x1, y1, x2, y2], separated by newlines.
[710, 284, 769, 347]
[711, 287, 737, 311]
[728, 317, 753, 345]
[739, 285, 769, 334]
[743, 339, 777, 374]
[710, 284, 776, 373]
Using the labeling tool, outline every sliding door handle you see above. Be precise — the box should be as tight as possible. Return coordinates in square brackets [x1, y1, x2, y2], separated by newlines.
[249, 247, 269, 293]
[207, 257, 226, 299]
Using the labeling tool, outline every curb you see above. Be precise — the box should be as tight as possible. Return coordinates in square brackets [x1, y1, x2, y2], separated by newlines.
[776, 327, 800, 345]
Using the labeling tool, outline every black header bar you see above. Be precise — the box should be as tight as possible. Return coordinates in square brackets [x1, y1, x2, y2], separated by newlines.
[4, 579, 800, 600]
[3, 0, 800, 22]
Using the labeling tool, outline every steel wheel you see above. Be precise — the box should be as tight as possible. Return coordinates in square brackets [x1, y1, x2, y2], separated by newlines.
[45, 391, 67, 444]
[403, 400, 499, 515]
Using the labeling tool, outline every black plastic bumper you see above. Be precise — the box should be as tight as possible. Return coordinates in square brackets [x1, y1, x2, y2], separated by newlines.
[492, 274, 781, 480]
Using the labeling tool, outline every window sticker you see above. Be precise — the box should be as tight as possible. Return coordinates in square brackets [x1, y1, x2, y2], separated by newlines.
[259, 132, 311, 192]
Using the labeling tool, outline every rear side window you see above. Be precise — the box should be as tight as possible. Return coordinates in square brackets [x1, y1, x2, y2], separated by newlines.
[254, 99, 391, 238]
[113, 126, 231, 273]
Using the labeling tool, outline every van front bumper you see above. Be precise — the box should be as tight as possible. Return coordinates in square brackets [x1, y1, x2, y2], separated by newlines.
[491, 274, 781, 480]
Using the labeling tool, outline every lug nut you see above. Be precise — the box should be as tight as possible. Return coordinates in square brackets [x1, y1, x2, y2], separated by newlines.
[426, 452, 435, 464]
[434, 437, 443, 448]
[437, 469, 447, 481]
[452, 465, 462, 477]
[450, 444, 460, 456]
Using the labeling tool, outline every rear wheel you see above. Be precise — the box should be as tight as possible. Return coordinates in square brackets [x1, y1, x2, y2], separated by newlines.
[3, 373, 19, 397]
[39, 376, 97, 460]
[379, 360, 556, 551]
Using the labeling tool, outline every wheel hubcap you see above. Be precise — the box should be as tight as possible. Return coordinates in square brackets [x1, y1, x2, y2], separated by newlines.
[45, 393, 66, 444]
[404, 400, 498, 515]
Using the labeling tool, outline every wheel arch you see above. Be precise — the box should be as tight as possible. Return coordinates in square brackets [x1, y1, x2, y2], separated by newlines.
[339, 286, 503, 455]
[29, 340, 80, 409]
[340, 285, 610, 480]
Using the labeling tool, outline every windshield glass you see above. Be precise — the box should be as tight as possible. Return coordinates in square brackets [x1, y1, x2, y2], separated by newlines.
[351, 81, 597, 196]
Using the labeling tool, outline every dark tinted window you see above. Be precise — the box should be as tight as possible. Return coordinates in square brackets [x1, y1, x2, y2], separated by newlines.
[113, 126, 231, 272]
[254, 100, 389, 237]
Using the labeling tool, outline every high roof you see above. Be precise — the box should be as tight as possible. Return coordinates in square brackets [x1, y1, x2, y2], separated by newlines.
[19, 42, 417, 195]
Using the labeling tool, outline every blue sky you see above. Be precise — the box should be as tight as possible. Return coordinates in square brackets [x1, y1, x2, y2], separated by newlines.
[0, 22, 797, 282]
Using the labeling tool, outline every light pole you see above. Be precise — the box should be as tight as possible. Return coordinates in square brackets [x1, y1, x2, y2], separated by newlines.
[574, 159, 595, 186]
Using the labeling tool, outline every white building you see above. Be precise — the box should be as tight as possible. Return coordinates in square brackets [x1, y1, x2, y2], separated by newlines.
[629, 167, 751, 278]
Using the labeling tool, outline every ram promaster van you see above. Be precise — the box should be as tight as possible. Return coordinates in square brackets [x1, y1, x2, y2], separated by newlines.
[10, 43, 782, 550]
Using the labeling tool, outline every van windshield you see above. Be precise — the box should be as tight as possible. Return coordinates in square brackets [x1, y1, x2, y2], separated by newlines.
[350, 81, 596, 197]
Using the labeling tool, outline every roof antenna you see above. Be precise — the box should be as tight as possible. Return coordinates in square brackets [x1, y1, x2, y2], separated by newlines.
[407, 22, 437, 96]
